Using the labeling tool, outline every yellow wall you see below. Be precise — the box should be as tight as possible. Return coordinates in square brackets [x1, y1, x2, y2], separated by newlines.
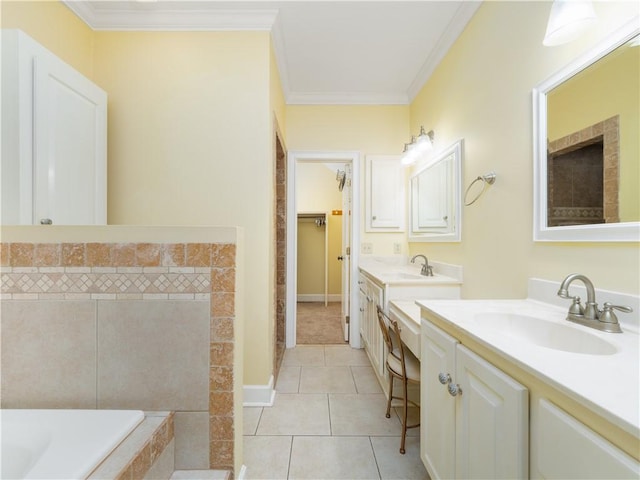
[547, 43, 639, 221]
[1, 0, 94, 80]
[286, 105, 411, 257]
[92, 30, 274, 385]
[408, 1, 639, 299]
[297, 218, 327, 295]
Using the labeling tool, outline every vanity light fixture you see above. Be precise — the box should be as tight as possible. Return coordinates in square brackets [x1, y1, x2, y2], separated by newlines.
[401, 127, 434, 166]
[543, 0, 597, 46]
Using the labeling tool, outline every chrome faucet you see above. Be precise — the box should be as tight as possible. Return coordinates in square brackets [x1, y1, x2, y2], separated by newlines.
[410, 254, 433, 276]
[557, 273, 632, 333]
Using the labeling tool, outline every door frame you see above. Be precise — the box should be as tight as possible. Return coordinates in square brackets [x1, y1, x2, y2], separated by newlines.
[286, 151, 361, 349]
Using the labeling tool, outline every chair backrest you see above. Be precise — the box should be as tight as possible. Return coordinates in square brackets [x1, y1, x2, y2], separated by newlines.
[376, 305, 407, 378]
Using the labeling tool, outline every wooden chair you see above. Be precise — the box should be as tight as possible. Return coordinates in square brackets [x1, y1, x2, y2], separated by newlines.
[376, 304, 421, 454]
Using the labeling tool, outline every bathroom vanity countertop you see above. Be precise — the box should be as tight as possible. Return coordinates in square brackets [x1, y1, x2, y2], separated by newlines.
[359, 258, 462, 286]
[389, 300, 421, 327]
[416, 298, 640, 438]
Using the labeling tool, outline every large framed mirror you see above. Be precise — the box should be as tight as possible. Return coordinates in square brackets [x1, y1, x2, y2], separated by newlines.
[532, 20, 639, 242]
[409, 139, 462, 242]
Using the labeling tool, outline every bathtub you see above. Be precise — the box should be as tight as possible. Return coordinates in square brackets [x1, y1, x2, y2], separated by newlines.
[1, 409, 144, 479]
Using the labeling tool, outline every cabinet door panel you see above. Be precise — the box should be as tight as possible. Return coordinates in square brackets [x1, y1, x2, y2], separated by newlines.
[455, 345, 528, 479]
[33, 54, 106, 225]
[368, 281, 385, 378]
[421, 321, 458, 480]
[365, 156, 404, 231]
[536, 399, 639, 479]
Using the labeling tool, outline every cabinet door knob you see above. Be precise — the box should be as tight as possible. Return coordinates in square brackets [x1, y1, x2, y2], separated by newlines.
[438, 372, 451, 385]
[448, 383, 462, 397]
[337, 256, 344, 261]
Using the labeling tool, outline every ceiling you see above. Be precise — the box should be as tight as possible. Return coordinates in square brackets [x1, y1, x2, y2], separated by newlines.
[63, 1, 482, 105]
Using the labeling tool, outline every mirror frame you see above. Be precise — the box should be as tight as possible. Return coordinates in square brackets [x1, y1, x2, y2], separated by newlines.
[532, 19, 640, 242]
[408, 139, 463, 243]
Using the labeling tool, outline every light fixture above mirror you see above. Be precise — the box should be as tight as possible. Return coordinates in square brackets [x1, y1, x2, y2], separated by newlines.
[543, 0, 597, 46]
[401, 126, 434, 166]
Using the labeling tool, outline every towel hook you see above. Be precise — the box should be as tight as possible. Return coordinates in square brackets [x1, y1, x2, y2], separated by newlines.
[464, 172, 496, 206]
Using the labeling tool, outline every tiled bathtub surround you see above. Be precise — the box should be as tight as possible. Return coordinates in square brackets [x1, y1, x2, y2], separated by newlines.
[0, 241, 237, 472]
[88, 411, 175, 480]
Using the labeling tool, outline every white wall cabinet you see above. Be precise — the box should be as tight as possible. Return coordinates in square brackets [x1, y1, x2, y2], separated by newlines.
[365, 155, 404, 232]
[1, 30, 107, 225]
[421, 320, 529, 480]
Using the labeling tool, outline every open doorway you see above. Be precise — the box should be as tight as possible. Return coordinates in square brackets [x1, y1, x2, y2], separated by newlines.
[286, 152, 360, 349]
[296, 177, 341, 344]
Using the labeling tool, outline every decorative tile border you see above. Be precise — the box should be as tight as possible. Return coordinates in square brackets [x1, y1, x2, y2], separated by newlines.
[1, 267, 210, 299]
[0, 241, 237, 472]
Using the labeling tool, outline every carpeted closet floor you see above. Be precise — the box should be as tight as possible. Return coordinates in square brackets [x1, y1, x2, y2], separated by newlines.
[296, 302, 346, 344]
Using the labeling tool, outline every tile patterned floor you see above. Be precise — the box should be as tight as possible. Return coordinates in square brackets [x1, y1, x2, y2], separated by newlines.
[243, 345, 429, 480]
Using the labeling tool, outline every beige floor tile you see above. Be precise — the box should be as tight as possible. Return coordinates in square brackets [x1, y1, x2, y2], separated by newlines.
[243, 407, 263, 435]
[351, 365, 383, 394]
[275, 366, 301, 393]
[288, 436, 380, 480]
[329, 394, 402, 436]
[299, 366, 356, 394]
[371, 436, 430, 480]
[256, 393, 330, 435]
[243, 435, 292, 480]
[325, 345, 371, 366]
[282, 345, 325, 366]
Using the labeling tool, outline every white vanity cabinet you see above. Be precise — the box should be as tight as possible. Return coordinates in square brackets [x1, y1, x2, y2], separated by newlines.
[1, 30, 107, 225]
[365, 155, 404, 232]
[421, 320, 529, 480]
[358, 266, 461, 390]
[533, 399, 639, 479]
[358, 271, 385, 378]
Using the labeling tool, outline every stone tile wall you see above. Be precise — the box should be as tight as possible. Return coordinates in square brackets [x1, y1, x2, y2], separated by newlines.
[548, 115, 620, 225]
[0, 242, 237, 472]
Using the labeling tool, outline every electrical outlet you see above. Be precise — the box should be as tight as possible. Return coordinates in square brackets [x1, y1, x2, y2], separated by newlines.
[393, 243, 401, 254]
[361, 242, 373, 254]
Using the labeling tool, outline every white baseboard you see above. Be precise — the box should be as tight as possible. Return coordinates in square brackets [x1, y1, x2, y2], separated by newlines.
[243, 375, 275, 406]
[297, 294, 342, 303]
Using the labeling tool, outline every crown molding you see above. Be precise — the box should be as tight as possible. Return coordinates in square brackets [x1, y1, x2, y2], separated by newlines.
[62, 1, 278, 31]
[286, 91, 410, 106]
[406, 0, 482, 101]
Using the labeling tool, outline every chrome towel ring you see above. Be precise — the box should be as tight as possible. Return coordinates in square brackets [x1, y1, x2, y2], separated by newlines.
[464, 172, 496, 206]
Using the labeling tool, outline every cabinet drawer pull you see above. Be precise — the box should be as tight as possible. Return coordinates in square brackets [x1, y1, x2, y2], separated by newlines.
[438, 373, 451, 385]
[448, 383, 462, 397]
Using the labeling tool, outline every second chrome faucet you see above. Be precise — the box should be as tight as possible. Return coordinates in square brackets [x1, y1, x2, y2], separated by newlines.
[411, 254, 433, 277]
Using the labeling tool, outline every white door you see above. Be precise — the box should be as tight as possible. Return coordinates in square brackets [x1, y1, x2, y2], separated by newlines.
[341, 163, 352, 341]
[33, 53, 107, 225]
[455, 344, 529, 479]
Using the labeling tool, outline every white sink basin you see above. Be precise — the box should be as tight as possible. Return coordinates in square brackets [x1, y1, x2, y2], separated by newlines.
[389, 272, 426, 280]
[476, 313, 618, 356]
